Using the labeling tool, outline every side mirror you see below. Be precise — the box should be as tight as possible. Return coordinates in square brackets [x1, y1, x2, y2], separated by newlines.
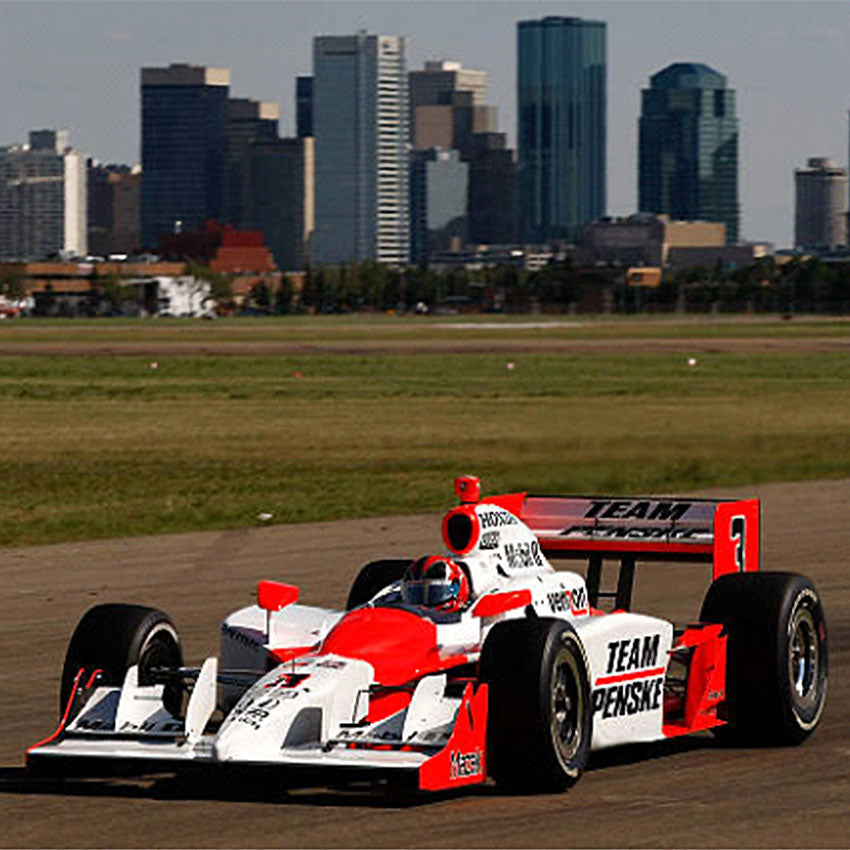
[257, 580, 299, 612]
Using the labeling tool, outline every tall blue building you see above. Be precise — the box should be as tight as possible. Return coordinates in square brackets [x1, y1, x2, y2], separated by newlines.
[313, 33, 409, 266]
[141, 64, 230, 249]
[517, 16, 606, 244]
[638, 63, 739, 244]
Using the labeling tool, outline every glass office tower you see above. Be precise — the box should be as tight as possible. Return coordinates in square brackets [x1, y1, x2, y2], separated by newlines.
[639, 63, 739, 244]
[517, 16, 606, 244]
[141, 64, 230, 250]
[313, 33, 409, 265]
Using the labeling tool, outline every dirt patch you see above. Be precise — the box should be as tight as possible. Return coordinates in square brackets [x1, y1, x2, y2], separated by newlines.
[1, 479, 848, 847]
[1, 334, 850, 357]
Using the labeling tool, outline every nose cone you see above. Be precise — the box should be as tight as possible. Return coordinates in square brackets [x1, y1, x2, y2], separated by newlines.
[320, 606, 439, 686]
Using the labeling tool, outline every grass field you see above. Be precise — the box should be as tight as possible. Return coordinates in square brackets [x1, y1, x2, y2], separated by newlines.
[1, 315, 848, 546]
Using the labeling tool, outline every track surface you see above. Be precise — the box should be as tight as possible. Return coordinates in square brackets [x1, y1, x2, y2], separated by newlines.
[0, 479, 847, 848]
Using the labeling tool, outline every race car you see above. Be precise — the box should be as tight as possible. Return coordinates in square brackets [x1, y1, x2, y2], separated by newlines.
[27, 476, 828, 795]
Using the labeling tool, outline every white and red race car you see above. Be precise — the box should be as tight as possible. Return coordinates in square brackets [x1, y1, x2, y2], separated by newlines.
[27, 476, 828, 795]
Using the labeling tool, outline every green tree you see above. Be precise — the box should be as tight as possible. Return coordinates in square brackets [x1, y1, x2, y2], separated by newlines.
[0, 267, 26, 300]
[275, 274, 294, 314]
[185, 261, 232, 301]
[249, 281, 272, 313]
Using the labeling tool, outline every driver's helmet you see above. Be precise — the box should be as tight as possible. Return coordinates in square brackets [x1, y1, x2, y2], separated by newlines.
[401, 555, 470, 613]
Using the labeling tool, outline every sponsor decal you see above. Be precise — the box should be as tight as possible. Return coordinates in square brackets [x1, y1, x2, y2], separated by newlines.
[592, 678, 663, 719]
[449, 747, 483, 780]
[337, 726, 401, 742]
[605, 635, 660, 674]
[546, 586, 588, 615]
[504, 540, 544, 570]
[119, 718, 183, 734]
[235, 696, 286, 730]
[316, 659, 346, 670]
[221, 623, 263, 648]
[584, 500, 693, 521]
[561, 524, 709, 541]
[74, 717, 106, 730]
[479, 530, 500, 550]
[593, 634, 665, 720]
[479, 510, 518, 530]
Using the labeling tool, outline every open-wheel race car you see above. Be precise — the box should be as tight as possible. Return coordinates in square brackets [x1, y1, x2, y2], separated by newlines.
[27, 476, 828, 795]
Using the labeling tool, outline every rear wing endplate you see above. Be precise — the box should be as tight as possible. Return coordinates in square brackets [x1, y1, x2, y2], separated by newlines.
[484, 493, 760, 580]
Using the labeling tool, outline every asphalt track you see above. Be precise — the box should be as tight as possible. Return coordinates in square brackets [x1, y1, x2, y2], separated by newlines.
[0, 478, 847, 848]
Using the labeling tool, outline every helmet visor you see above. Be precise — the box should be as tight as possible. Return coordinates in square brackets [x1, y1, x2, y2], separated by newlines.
[402, 578, 458, 607]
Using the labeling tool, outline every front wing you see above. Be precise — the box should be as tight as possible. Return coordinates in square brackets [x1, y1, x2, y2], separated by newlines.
[26, 665, 488, 793]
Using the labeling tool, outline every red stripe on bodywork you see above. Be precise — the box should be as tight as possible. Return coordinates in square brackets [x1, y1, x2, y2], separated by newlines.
[472, 589, 532, 618]
[26, 666, 86, 758]
[595, 666, 666, 686]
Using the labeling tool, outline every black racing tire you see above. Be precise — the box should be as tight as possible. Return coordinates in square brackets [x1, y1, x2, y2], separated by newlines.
[700, 571, 828, 745]
[59, 603, 183, 717]
[479, 618, 592, 793]
[346, 559, 412, 610]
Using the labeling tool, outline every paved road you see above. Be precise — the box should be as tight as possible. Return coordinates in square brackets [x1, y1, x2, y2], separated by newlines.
[1, 479, 847, 848]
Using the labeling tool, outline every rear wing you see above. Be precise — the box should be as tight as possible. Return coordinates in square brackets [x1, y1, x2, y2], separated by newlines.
[474, 484, 761, 578]
[450, 477, 761, 611]
[492, 494, 761, 580]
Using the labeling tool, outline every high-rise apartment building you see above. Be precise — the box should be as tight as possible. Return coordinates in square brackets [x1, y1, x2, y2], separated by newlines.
[794, 157, 847, 250]
[517, 16, 606, 243]
[0, 129, 87, 260]
[313, 32, 409, 265]
[639, 63, 739, 244]
[141, 64, 230, 249]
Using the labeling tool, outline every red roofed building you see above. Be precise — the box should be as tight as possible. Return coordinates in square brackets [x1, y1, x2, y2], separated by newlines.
[210, 228, 277, 274]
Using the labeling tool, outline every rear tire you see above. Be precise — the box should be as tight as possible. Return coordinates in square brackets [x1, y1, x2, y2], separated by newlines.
[700, 571, 827, 745]
[346, 559, 411, 609]
[60, 604, 183, 717]
[480, 618, 592, 793]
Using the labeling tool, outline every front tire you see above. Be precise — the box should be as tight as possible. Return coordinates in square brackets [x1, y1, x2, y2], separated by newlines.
[700, 571, 828, 745]
[480, 618, 592, 793]
[60, 604, 183, 716]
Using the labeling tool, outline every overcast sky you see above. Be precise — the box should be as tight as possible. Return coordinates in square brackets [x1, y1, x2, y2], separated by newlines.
[2, 0, 850, 248]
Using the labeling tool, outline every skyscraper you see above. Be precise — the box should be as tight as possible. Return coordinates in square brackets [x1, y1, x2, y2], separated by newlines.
[296, 76, 314, 138]
[0, 129, 86, 260]
[517, 16, 606, 244]
[794, 157, 847, 251]
[224, 98, 279, 228]
[313, 32, 409, 265]
[410, 59, 517, 248]
[247, 137, 314, 270]
[87, 162, 141, 255]
[409, 148, 468, 263]
[141, 64, 230, 249]
[639, 63, 739, 244]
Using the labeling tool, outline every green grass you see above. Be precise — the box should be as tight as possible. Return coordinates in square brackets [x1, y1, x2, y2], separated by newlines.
[0, 312, 848, 345]
[1, 318, 849, 546]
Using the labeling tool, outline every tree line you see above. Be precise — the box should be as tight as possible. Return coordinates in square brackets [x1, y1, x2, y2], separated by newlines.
[241, 256, 850, 315]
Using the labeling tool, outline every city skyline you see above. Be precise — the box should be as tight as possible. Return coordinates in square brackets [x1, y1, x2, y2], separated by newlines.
[2, 1, 850, 248]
